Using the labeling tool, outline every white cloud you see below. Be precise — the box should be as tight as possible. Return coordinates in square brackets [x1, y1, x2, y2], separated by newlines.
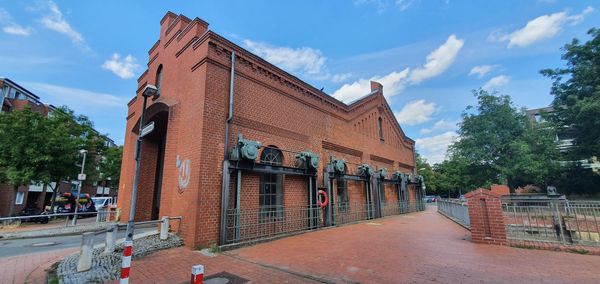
[420, 119, 458, 134]
[483, 75, 510, 90]
[409, 34, 464, 84]
[25, 82, 129, 110]
[492, 6, 594, 48]
[244, 39, 326, 75]
[3, 24, 33, 36]
[395, 99, 439, 126]
[353, 0, 389, 13]
[0, 8, 34, 36]
[469, 65, 499, 78]
[395, 0, 416, 11]
[416, 131, 458, 164]
[40, 1, 86, 48]
[330, 73, 353, 83]
[101, 53, 141, 79]
[333, 34, 463, 103]
[332, 69, 410, 103]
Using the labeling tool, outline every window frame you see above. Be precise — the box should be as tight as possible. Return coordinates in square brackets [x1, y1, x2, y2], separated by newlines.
[15, 191, 24, 205]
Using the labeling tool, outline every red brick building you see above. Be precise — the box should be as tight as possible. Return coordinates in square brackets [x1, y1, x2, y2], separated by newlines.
[118, 12, 425, 248]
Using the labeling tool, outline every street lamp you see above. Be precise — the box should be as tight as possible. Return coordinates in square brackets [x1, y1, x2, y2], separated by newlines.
[124, 84, 159, 242]
[72, 149, 88, 225]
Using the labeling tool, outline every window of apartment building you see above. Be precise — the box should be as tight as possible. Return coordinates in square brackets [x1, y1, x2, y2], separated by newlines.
[336, 177, 348, 212]
[259, 147, 283, 219]
[15, 191, 24, 205]
[378, 117, 384, 141]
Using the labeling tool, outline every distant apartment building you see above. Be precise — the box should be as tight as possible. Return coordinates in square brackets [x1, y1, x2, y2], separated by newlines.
[0, 77, 117, 216]
[526, 107, 600, 173]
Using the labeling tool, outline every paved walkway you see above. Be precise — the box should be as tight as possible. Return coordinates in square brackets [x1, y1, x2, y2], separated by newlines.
[0, 248, 76, 284]
[126, 205, 600, 283]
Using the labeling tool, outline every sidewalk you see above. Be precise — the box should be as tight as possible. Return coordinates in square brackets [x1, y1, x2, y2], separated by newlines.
[0, 248, 77, 284]
[126, 206, 600, 283]
[125, 247, 321, 283]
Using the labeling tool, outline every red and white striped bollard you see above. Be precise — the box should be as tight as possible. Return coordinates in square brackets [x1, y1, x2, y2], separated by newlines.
[120, 240, 133, 284]
[191, 264, 204, 284]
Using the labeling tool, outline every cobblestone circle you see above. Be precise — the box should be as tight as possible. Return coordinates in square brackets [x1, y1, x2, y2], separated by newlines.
[57, 234, 183, 284]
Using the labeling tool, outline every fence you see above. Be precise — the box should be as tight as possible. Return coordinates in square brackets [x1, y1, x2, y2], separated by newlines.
[381, 200, 426, 217]
[437, 199, 470, 229]
[0, 208, 120, 229]
[225, 200, 427, 245]
[225, 205, 322, 244]
[502, 199, 600, 247]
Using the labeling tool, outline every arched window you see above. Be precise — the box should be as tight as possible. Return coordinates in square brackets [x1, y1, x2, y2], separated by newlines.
[156, 65, 163, 95]
[260, 147, 283, 166]
[378, 117, 384, 141]
[259, 146, 283, 218]
[336, 176, 348, 212]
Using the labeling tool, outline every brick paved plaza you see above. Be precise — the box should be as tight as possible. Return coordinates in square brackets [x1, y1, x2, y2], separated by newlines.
[126, 205, 600, 283]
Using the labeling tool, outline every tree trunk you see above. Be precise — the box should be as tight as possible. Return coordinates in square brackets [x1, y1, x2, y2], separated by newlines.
[8, 185, 18, 217]
[49, 181, 60, 214]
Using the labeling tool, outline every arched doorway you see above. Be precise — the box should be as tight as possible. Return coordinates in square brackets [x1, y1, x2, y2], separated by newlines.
[133, 102, 169, 221]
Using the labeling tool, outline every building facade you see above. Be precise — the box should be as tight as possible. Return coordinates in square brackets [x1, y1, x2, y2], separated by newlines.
[526, 107, 600, 173]
[118, 12, 424, 248]
[0, 78, 117, 217]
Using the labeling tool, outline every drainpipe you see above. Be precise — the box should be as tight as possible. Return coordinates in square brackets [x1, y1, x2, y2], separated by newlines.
[219, 51, 236, 245]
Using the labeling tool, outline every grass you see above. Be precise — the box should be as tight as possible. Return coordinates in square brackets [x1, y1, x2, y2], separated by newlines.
[568, 248, 590, 255]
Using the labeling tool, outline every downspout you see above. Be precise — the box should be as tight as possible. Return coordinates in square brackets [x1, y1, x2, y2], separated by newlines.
[219, 51, 235, 245]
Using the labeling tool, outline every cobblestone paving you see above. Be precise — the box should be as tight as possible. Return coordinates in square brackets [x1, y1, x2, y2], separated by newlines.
[58, 234, 183, 284]
[230, 205, 600, 283]
[0, 248, 76, 284]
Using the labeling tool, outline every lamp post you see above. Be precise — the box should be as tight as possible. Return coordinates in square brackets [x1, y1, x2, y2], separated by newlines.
[72, 149, 88, 225]
[124, 85, 159, 242]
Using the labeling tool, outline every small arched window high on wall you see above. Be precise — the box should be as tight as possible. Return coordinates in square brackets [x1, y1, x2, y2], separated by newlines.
[378, 117, 384, 141]
[156, 64, 163, 95]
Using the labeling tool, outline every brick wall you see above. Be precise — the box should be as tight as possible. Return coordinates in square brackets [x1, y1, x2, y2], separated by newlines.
[118, 12, 417, 248]
[465, 188, 507, 245]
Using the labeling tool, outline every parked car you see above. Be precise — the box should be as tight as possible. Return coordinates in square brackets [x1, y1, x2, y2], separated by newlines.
[17, 207, 49, 224]
[92, 197, 114, 211]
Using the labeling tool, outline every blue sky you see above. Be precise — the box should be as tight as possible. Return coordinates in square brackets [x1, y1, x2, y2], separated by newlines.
[1, 1, 598, 164]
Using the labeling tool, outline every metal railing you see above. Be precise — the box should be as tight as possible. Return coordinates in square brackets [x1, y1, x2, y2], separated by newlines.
[502, 199, 600, 247]
[437, 199, 470, 229]
[0, 209, 119, 228]
[334, 202, 374, 225]
[381, 201, 426, 217]
[225, 205, 321, 244]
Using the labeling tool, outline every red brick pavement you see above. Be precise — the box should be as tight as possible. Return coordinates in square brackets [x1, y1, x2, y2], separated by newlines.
[0, 248, 76, 284]
[124, 205, 600, 283]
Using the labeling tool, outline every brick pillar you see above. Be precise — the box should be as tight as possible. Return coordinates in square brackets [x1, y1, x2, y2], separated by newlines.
[465, 188, 507, 245]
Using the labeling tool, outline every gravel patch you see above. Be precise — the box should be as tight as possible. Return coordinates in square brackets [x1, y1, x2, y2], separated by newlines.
[57, 234, 183, 284]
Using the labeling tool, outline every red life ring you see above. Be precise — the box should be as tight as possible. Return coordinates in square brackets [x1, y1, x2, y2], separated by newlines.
[317, 190, 328, 208]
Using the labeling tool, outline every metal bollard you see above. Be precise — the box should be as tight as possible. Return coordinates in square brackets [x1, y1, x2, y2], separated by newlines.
[120, 240, 133, 284]
[190, 265, 204, 284]
[77, 232, 94, 272]
[160, 216, 169, 240]
[104, 223, 118, 253]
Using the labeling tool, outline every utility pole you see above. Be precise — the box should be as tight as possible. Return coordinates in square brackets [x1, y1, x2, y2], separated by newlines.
[72, 149, 88, 225]
[124, 85, 159, 242]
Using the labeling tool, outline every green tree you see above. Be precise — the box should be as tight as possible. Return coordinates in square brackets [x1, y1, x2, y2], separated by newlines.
[100, 145, 123, 191]
[43, 106, 107, 212]
[0, 108, 48, 216]
[416, 153, 434, 194]
[449, 89, 559, 191]
[541, 28, 600, 160]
